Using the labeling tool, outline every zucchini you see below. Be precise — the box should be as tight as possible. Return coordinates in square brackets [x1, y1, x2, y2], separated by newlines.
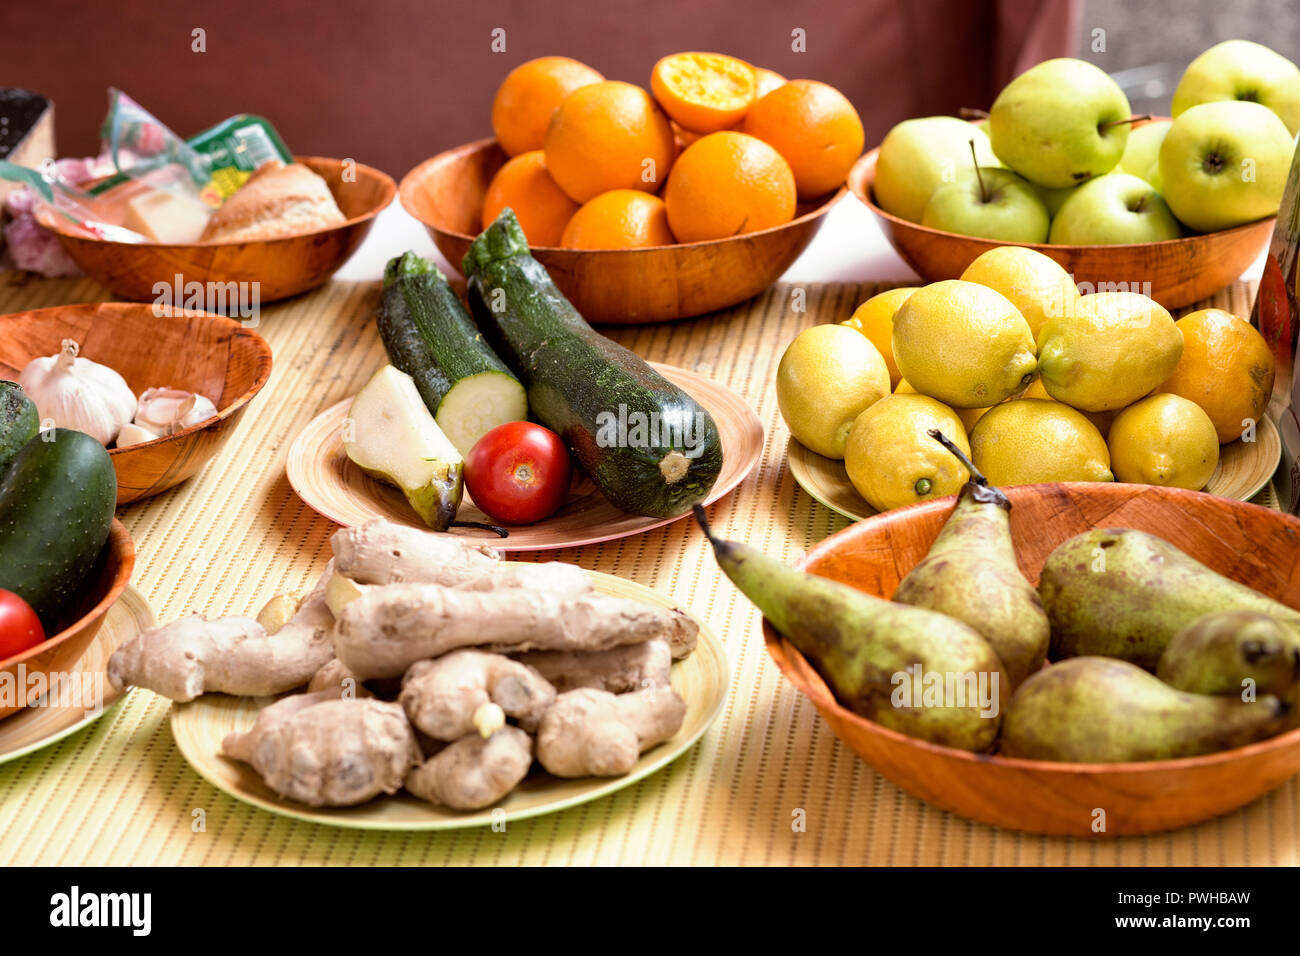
[0, 428, 117, 621]
[0, 381, 39, 477]
[377, 251, 528, 457]
[344, 365, 464, 530]
[463, 210, 723, 518]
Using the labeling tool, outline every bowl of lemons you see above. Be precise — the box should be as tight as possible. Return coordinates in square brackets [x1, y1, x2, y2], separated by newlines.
[778, 245, 1282, 519]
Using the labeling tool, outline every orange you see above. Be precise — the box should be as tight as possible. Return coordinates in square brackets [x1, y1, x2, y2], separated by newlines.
[754, 67, 787, 98]
[742, 79, 864, 199]
[1156, 308, 1276, 444]
[480, 151, 578, 247]
[841, 286, 919, 388]
[651, 52, 756, 133]
[560, 190, 676, 249]
[664, 131, 796, 242]
[543, 81, 677, 203]
[491, 56, 604, 157]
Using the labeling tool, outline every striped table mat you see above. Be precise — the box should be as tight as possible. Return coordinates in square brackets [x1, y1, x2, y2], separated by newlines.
[0, 271, 1294, 866]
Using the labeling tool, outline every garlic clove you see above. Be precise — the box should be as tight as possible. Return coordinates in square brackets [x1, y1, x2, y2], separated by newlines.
[134, 387, 218, 436]
[115, 422, 160, 447]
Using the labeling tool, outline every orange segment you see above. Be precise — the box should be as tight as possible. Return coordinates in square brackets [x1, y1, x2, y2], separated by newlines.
[663, 131, 795, 242]
[481, 151, 579, 247]
[560, 190, 676, 249]
[651, 52, 757, 134]
[742, 79, 864, 199]
[491, 57, 605, 157]
[543, 81, 677, 203]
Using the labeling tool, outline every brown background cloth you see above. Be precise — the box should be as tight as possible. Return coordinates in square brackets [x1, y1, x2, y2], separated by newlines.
[2, 0, 1076, 177]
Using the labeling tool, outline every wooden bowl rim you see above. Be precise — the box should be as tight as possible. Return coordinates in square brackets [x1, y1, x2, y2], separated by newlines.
[35, 155, 397, 249]
[761, 481, 1300, 775]
[399, 136, 848, 255]
[0, 519, 134, 669]
[0, 303, 275, 457]
[848, 146, 1278, 254]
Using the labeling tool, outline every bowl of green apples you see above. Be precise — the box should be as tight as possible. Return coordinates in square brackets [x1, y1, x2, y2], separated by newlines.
[852, 41, 1299, 310]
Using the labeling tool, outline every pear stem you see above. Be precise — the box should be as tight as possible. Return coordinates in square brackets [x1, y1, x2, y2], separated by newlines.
[959, 107, 989, 121]
[692, 503, 716, 543]
[968, 139, 989, 204]
[928, 429, 986, 485]
[1099, 114, 1152, 132]
[449, 520, 509, 537]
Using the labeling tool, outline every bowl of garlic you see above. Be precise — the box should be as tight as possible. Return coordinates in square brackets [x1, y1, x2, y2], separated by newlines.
[0, 303, 273, 504]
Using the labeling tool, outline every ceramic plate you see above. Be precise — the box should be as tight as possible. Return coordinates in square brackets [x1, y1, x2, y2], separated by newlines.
[0, 588, 153, 764]
[170, 568, 729, 830]
[787, 414, 1283, 523]
[286, 362, 763, 551]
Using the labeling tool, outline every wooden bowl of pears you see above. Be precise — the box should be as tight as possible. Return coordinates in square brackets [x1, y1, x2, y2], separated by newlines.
[761, 481, 1300, 836]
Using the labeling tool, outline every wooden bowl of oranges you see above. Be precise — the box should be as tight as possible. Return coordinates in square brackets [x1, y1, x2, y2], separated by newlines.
[400, 53, 859, 323]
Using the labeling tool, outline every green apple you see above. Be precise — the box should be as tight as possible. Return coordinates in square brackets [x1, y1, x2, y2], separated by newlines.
[1159, 100, 1294, 233]
[1172, 39, 1300, 135]
[1048, 173, 1182, 244]
[874, 117, 1001, 222]
[921, 166, 1050, 243]
[1118, 119, 1172, 192]
[989, 58, 1132, 189]
[1033, 182, 1080, 217]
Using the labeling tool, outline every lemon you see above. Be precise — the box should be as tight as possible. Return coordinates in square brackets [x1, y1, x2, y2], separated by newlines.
[777, 324, 891, 459]
[896, 378, 991, 433]
[841, 287, 918, 388]
[1108, 394, 1220, 490]
[969, 399, 1113, 485]
[892, 280, 1037, 409]
[1018, 376, 1119, 437]
[960, 246, 1081, 339]
[1037, 292, 1183, 412]
[844, 394, 970, 511]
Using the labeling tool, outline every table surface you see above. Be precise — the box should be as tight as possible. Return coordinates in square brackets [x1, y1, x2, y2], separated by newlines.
[0, 211, 1292, 866]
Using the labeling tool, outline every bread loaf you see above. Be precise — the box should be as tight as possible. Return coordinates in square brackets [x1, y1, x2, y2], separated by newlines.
[200, 161, 345, 242]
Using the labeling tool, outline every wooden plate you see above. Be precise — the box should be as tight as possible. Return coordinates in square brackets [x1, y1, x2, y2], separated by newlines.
[786, 414, 1282, 522]
[286, 363, 763, 550]
[170, 568, 729, 830]
[763, 483, 1300, 835]
[0, 588, 153, 764]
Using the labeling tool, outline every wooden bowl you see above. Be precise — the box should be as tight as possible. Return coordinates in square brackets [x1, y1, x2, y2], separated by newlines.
[762, 482, 1300, 836]
[0, 519, 134, 720]
[35, 157, 396, 303]
[0, 302, 274, 504]
[399, 138, 845, 323]
[848, 148, 1275, 311]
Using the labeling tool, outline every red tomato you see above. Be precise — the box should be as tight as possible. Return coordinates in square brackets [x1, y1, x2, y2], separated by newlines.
[465, 422, 572, 524]
[0, 589, 45, 660]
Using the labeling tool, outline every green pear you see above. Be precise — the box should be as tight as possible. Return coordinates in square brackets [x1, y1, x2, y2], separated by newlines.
[921, 166, 1050, 243]
[893, 431, 1049, 689]
[874, 117, 1001, 223]
[1172, 39, 1300, 135]
[1157, 610, 1300, 697]
[694, 505, 1005, 752]
[1001, 656, 1289, 762]
[1040, 528, 1300, 670]
[989, 58, 1132, 189]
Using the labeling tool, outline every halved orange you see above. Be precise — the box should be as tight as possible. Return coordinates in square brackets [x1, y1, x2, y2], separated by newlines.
[651, 52, 757, 134]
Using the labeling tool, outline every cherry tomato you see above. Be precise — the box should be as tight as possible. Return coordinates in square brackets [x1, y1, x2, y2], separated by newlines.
[465, 422, 572, 524]
[0, 589, 45, 660]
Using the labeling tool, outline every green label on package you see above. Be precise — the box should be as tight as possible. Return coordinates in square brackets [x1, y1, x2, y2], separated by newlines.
[188, 114, 293, 201]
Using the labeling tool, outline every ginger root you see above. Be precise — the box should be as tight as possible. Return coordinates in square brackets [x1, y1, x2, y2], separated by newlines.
[400, 650, 556, 740]
[330, 519, 501, 586]
[222, 696, 420, 807]
[516, 639, 672, 694]
[334, 583, 698, 679]
[307, 657, 368, 698]
[406, 725, 533, 810]
[107, 565, 336, 701]
[537, 686, 686, 778]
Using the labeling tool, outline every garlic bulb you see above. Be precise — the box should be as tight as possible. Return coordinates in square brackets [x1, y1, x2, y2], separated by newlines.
[115, 422, 160, 447]
[134, 387, 219, 436]
[19, 339, 137, 445]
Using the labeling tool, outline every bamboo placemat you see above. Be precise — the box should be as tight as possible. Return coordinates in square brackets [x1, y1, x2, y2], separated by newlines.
[0, 271, 1294, 866]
